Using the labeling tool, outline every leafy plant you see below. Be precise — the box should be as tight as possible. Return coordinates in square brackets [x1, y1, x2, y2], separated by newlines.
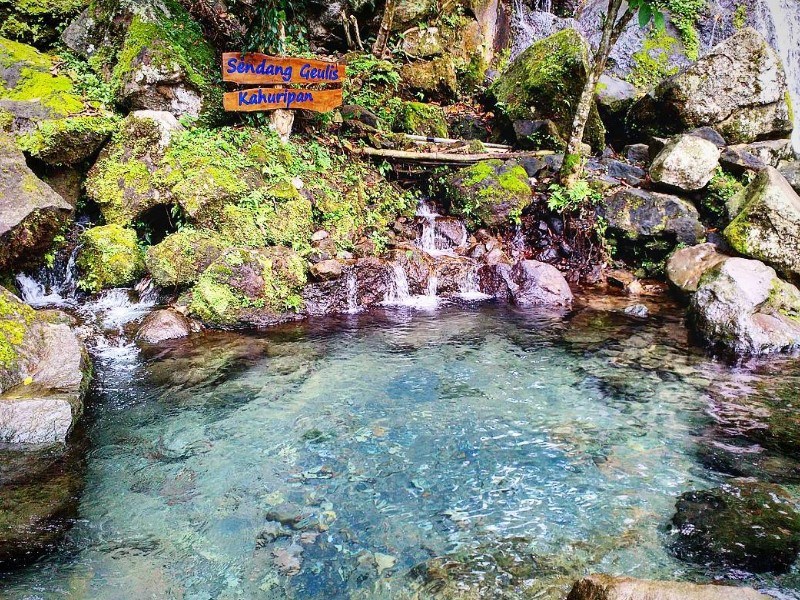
[547, 180, 600, 213]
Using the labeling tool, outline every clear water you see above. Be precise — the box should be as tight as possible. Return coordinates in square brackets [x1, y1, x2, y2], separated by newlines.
[3, 300, 800, 599]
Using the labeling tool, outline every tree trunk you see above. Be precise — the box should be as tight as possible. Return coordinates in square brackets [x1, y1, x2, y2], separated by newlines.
[372, 0, 396, 57]
[560, 0, 634, 185]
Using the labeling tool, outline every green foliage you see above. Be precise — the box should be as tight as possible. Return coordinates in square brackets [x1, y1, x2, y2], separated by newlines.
[228, 0, 309, 54]
[547, 180, 601, 213]
[0, 289, 34, 369]
[732, 3, 748, 29]
[54, 47, 113, 106]
[700, 167, 746, 227]
[344, 54, 402, 128]
[663, 0, 705, 60]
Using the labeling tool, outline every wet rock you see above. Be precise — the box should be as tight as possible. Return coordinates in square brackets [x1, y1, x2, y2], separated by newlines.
[597, 188, 705, 247]
[434, 256, 479, 296]
[145, 229, 226, 288]
[724, 167, 800, 279]
[650, 134, 721, 192]
[690, 257, 800, 354]
[136, 309, 192, 344]
[628, 28, 793, 144]
[310, 259, 343, 282]
[624, 144, 650, 166]
[0, 135, 72, 271]
[432, 217, 468, 250]
[666, 243, 727, 293]
[511, 260, 573, 307]
[447, 159, 532, 229]
[0, 291, 90, 445]
[478, 263, 515, 300]
[491, 28, 605, 150]
[670, 481, 800, 573]
[567, 574, 770, 600]
[623, 304, 649, 319]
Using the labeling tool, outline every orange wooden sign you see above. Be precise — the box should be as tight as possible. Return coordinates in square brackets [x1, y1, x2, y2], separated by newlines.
[222, 53, 345, 85]
[223, 87, 343, 113]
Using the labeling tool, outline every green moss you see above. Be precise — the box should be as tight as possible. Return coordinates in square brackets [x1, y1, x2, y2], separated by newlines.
[14, 0, 87, 15]
[145, 229, 226, 288]
[76, 225, 145, 293]
[0, 108, 12, 131]
[701, 167, 745, 228]
[16, 115, 118, 165]
[666, 0, 705, 60]
[0, 288, 34, 369]
[393, 101, 448, 138]
[732, 3, 748, 29]
[448, 160, 532, 229]
[786, 91, 794, 126]
[628, 31, 680, 90]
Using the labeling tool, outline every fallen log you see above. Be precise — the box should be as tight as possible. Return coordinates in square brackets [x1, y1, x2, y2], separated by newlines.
[402, 134, 511, 151]
[352, 146, 554, 166]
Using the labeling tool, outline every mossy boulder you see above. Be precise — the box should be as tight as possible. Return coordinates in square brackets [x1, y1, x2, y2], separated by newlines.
[0, 37, 87, 128]
[670, 481, 800, 573]
[76, 224, 145, 292]
[628, 28, 793, 144]
[0, 0, 88, 45]
[16, 115, 118, 166]
[446, 159, 532, 229]
[0, 289, 91, 445]
[393, 101, 448, 138]
[144, 229, 226, 288]
[490, 28, 605, 150]
[217, 183, 314, 250]
[400, 57, 459, 101]
[724, 167, 800, 280]
[690, 257, 800, 355]
[188, 247, 307, 328]
[0, 134, 72, 272]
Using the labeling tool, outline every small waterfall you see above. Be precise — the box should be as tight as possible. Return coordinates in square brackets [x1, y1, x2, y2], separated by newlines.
[16, 246, 80, 308]
[417, 201, 439, 255]
[345, 270, 360, 313]
[457, 266, 493, 301]
[415, 200, 468, 256]
[754, 0, 800, 154]
[384, 262, 412, 304]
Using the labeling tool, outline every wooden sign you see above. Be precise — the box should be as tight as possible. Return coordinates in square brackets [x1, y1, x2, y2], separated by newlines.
[222, 53, 345, 85]
[223, 87, 343, 113]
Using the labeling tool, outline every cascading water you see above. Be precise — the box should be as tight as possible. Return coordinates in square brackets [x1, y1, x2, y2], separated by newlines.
[16, 246, 80, 308]
[754, 0, 800, 154]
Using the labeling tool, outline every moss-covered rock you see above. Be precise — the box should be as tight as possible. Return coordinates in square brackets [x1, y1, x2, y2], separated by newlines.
[0, 288, 35, 382]
[0, 134, 72, 272]
[188, 247, 307, 328]
[490, 29, 605, 150]
[446, 159, 532, 229]
[401, 57, 459, 101]
[76, 224, 145, 292]
[16, 115, 118, 166]
[393, 101, 448, 138]
[144, 228, 226, 288]
[0, 37, 86, 125]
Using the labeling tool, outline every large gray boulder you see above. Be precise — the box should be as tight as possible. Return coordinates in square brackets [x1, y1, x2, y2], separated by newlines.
[511, 260, 573, 307]
[724, 167, 800, 279]
[0, 289, 90, 445]
[567, 574, 770, 600]
[628, 28, 793, 144]
[650, 134, 721, 191]
[666, 243, 727, 293]
[0, 135, 72, 271]
[597, 188, 705, 246]
[690, 257, 800, 354]
[135, 309, 192, 344]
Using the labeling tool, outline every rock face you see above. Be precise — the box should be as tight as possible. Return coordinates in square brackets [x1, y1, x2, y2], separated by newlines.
[136, 309, 192, 344]
[0, 135, 72, 271]
[650, 134, 721, 191]
[628, 28, 793, 144]
[447, 159, 532, 229]
[670, 481, 800, 573]
[567, 574, 770, 600]
[491, 28, 605, 150]
[666, 243, 727, 293]
[0, 289, 90, 445]
[724, 168, 800, 279]
[690, 257, 800, 354]
[597, 188, 705, 246]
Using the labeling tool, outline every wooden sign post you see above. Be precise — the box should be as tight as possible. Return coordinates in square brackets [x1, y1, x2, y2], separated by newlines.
[222, 53, 346, 140]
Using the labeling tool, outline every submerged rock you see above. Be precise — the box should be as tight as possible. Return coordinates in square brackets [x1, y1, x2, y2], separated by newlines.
[0, 289, 90, 445]
[567, 574, 770, 600]
[724, 168, 800, 280]
[447, 159, 532, 229]
[649, 134, 721, 191]
[136, 309, 192, 344]
[0, 135, 72, 271]
[666, 243, 727, 293]
[690, 257, 800, 354]
[628, 28, 793, 144]
[670, 481, 800, 573]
